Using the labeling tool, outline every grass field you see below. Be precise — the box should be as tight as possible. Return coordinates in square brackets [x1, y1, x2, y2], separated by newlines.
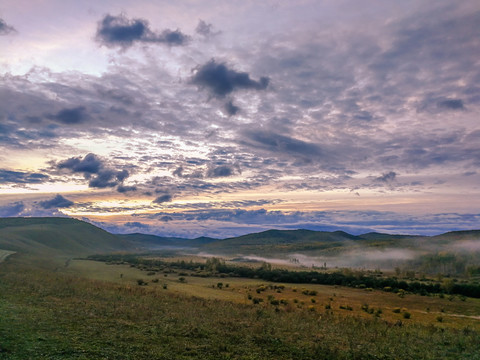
[67, 259, 480, 330]
[2, 255, 480, 359]
[0, 250, 15, 263]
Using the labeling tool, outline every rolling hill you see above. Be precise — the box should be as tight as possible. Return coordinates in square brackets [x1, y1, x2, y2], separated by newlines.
[117, 233, 218, 248]
[1, 217, 479, 262]
[0, 217, 134, 256]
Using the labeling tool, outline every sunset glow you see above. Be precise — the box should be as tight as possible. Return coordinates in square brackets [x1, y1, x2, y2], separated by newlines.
[1, 1, 480, 237]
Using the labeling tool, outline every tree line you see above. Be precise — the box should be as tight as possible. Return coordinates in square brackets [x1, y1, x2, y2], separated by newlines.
[87, 254, 480, 298]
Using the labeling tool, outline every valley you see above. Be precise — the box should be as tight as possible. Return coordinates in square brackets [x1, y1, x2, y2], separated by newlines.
[1, 217, 480, 359]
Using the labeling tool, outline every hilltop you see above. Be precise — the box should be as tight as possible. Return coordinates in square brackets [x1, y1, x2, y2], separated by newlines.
[0, 217, 133, 256]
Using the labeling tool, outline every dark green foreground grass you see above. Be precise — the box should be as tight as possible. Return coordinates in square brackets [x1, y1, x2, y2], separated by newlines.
[1, 257, 479, 359]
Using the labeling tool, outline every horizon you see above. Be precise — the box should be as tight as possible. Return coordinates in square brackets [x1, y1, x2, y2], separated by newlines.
[1, 1, 480, 238]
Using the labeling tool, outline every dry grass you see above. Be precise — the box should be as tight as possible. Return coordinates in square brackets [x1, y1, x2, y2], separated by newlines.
[66, 259, 480, 330]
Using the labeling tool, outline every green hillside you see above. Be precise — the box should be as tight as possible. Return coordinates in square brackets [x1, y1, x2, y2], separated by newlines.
[117, 233, 217, 248]
[0, 217, 133, 256]
[201, 229, 364, 253]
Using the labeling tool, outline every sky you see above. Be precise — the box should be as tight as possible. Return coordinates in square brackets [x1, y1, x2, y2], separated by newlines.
[1, 0, 480, 238]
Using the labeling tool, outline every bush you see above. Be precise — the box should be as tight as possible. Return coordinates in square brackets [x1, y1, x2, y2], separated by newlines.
[403, 312, 411, 319]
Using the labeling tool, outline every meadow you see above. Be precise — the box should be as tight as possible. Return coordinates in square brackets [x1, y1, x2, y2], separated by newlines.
[1, 218, 480, 359]
[2, 254, 480, 359]
[70, 257, 480, 331]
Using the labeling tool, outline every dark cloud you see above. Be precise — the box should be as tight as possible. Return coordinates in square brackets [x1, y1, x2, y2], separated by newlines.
[240, 130, 322, 162]
[191, 59, 269, 98]
[224, 100, 239, 116]
[438, 99, 464, 110]
[57, 153, 130, 189]
[0, 18, 16, 35]
[0, 201, 25, 217]
[375, 171, 397, 183]
[0, 169, 49, 184]
[47, 106, 88, 124]
[206, 165, 236, 178]
[88, 169, 129, 188]
[124, 221, 150, 229]
[172, 166, 204, 179]
[153, 194, 173, 204]
[38, 194, 74, 209]
[195, 20, 219, 37]
[96, 14, 189, 48]
[117, 184, 137, 193]
[58, 153, 102, 174]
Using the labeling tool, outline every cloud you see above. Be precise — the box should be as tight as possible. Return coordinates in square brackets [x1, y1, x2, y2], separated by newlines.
[195, 20, 219, 37]
[96, 14, 189, 48]
[438, 99, 464, 110]
[57, 153, 130, 189]
[47, 106, 88, 124]
[375, 171, 397, 183]
[0, 18, 16, 35]
[224, 100, 239, 116]
[0, 169, 49, 184]
[124, 221, 150, 229]
[0, 201, 24, 217]
[38, 194, 74, 209]
[240, 129, 323, 163]
[191, 59, 269, 98]
[206, 164, 236, 178]
[117, 184, 137, 193]
[172, 166, 204, 179]
[153, 194, 173, 204]
[58, 153, 102, 174]
[88, 169, 129, 188]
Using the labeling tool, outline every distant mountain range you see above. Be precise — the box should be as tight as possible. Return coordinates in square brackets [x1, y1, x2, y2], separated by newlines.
[1, 217, 479, 258]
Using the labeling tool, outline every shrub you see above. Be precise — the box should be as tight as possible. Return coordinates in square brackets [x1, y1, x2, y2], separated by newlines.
[393, 308, 401, 313]
[436, 316, 443, 322]
[403, 312, 411, 319]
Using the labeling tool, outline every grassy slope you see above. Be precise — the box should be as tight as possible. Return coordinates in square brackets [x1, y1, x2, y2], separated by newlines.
[118, 233, 218, 248]
[0, 217, 133, 257]
[68, 259, 480, 330]
[1, 256, 479, 359]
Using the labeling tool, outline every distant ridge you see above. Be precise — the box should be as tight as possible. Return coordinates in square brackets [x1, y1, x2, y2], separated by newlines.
[1, 217, 479, 257]
[118, 233, 218, 248]
[0, 217, 133, 256]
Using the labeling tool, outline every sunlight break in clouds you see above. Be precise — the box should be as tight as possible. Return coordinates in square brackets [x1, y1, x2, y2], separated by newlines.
[1, 0, 480, 237]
